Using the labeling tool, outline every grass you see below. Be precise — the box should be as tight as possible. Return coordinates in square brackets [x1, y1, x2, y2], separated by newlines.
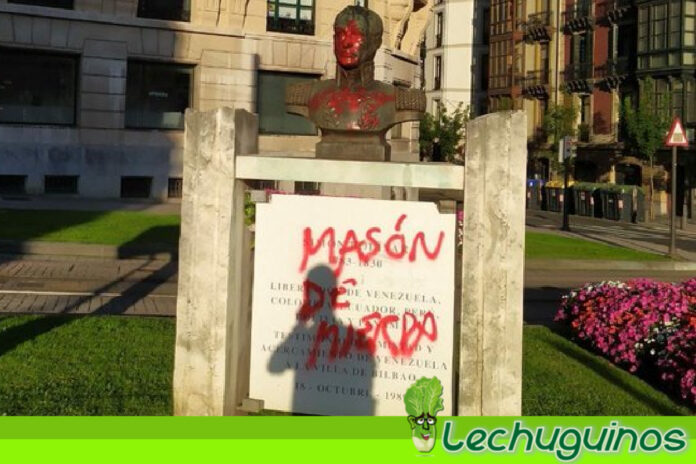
[0, 209, 180, 247]
[0, 316, 690, 415]
[525, 230, 668, 261]
[523, 325, 691, 415]
[0, 209, 667, 262]
[0, 315, 175, 415]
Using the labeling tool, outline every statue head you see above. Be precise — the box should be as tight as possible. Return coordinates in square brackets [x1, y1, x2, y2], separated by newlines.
[333, 6, 383, 70]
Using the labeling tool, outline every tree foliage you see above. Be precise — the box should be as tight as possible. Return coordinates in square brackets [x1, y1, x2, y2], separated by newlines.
[621, 76, 672, 220]
[542, 101, 578, 150]
[622, 77, 671, 164]
[419, 102, 469, 162]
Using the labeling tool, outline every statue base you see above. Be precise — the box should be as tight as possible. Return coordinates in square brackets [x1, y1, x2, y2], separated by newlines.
[315, 132, 391, 161]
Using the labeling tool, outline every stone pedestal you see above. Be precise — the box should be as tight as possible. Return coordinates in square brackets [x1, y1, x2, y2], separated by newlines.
[173, 107, 257, 416]
[458, 111, 527, 416]
[315, 132, 391, 161]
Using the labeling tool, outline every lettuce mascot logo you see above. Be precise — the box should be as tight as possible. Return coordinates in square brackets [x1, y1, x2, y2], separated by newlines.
[404, 376, 444, 453]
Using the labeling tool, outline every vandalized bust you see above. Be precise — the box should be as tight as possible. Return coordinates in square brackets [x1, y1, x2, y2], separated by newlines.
[285, 5, 426, 161]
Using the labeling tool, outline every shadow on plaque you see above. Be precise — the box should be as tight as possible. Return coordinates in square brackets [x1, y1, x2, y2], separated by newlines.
[268, 264, 376, 415]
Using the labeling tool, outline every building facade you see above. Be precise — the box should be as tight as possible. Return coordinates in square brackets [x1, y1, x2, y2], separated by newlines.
[0, 0, 430, 200]
[487, 0, 564, 178]
[423, 0, 489, 117]
[559, 0, 696, 215]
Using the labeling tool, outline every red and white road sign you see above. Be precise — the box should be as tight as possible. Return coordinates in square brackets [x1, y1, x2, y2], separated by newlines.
[665, 117, 689, 147]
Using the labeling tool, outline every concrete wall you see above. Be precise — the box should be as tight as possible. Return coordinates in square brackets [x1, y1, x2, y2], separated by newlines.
[0, 0, 427, 199]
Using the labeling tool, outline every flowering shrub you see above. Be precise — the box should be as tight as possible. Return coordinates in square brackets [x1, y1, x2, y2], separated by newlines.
[556, 278, 696, 407]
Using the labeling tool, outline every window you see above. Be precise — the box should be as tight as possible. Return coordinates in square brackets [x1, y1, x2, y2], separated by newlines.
[480, 53, 489, 91]
[137, 0, 190, 22]
[434, 55, 442, 90]
[653, 4, 667, 50]
[654, 78, 670, 115]
[267, 0, 315, 35]
[0, 48, 77, 125]
[671, 80, 684, 118]
[168, 178, 183, 199]
[686, 1, 696, 46]
[7, 0, 73, 8]
[436, 12, 443, 47]
[247, 180, 276, 190]
[639, 2, 682, 55]
[686, 80, 696, 123]
[638, 7, 649, 53]
[0, 175, 26, 195]
[295, 181, 320, 195]
[483, 8, 490, 45]
[45, 175, 78, 194]
[121, 177, 152, 199]
[125, 61, 193, 130]
[257, 71, 318, 135]
[491, 0, 514, 35]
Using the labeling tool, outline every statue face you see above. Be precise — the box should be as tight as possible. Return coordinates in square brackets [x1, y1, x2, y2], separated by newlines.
[334, 19, 365, 69]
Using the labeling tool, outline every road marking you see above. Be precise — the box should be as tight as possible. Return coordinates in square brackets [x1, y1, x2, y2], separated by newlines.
[0, 289, 176, 299]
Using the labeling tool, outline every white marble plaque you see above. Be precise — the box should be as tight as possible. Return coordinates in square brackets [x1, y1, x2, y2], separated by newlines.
[249, 194, 455, 415]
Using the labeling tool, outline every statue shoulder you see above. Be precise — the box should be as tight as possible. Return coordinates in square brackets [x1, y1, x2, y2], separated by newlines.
[395, 87, 426, 113]
[285, 81, 315, 106]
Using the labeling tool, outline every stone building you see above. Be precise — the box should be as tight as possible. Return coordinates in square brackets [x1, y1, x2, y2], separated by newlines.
[486, 0, 564, 179]
[0, 0, 430, 200]
[559, 0, 696, 217]
[423, 0, 489, 117]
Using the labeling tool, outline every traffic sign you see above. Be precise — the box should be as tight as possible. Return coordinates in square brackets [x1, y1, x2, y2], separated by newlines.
[665, 117, 689, 147]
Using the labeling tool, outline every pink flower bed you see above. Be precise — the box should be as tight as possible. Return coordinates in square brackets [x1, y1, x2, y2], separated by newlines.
[555, 278, 696, 407]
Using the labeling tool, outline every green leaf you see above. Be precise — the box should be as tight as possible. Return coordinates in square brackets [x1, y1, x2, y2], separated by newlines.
[403, 376, 444, 416]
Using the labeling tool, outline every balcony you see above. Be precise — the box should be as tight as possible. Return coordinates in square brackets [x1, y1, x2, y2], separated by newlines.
[595, 57, 631, 89]
[563, 3, 594, 33]
[522, 11, 554, 42]
[520, 70, 550, 98]
[564, 62, 593, 93]
[596, 0, 634, 24]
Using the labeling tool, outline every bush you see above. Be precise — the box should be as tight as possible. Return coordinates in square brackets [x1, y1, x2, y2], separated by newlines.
[419, 102, 469, 163]
[555, 278, 696, 407]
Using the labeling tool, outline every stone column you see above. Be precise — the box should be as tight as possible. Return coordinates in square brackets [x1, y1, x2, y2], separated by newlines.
[173, 107, 258, 415]
[458, 111, 527, 416]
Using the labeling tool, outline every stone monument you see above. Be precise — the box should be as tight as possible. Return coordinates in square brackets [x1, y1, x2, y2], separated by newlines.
[285, 5, 425, 161]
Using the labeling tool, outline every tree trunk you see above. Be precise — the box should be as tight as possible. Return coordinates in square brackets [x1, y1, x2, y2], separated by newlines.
[649, 156, 654, 221]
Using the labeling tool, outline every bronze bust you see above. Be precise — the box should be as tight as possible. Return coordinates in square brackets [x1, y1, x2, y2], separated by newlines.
[285, 5, 426, 161]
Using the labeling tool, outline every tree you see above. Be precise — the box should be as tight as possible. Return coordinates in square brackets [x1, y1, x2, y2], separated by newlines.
[542, 101, 578, 150]
[622, 77, 671, 220]
[419, 102, 470, 163]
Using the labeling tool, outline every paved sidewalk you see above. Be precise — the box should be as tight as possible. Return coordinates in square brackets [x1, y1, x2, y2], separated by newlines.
[0, 255, 177, 316]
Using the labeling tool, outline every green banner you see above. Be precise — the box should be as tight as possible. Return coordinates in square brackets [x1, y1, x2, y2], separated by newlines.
[0, 417, 694, 463]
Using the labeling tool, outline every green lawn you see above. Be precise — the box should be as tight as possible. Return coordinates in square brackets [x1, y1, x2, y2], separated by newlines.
[0, 209, 666, 262]
[0, 209, 180, 247]
[0, 315, 174, 415]
[525, 230, 668, 261]
[523, 325, 690, 415]
[0, 316, 690, 415]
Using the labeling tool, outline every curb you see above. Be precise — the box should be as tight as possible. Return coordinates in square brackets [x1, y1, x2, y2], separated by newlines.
[0, 240, 177, 261]
[526, 259, 696, 271]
